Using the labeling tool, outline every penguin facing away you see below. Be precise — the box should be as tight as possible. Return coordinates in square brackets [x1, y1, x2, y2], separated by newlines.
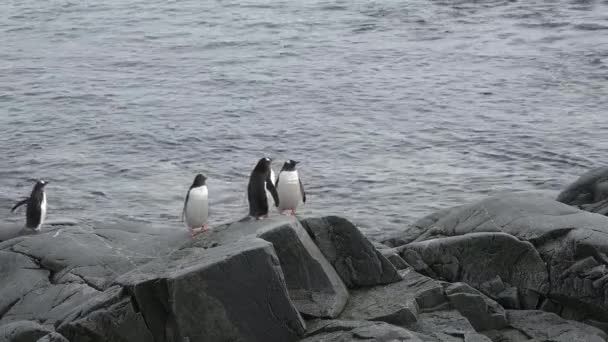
[248, 157, 279, 219]
[276, 160, 306, 215]
[182, 174, 209, 237]
[11, 179, 49, 231]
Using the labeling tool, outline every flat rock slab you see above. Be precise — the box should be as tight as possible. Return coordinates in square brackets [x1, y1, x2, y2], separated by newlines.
[56, 286, 152, 342]
[399, 232, 548, 309]
[300, 216, 402, 288]
[0, 320, 58, 342]
[413, 310, 493, 342]
[303, 320, 423, 342]
[117, 238, 306, 342]
[507, 310, 607, 342]
[185, 217, 349, 318]
[339, 268, 446, 326]
[444, 282, 508, 331]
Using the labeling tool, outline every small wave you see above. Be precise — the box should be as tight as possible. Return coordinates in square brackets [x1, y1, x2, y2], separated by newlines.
[574, 23, 608, 31]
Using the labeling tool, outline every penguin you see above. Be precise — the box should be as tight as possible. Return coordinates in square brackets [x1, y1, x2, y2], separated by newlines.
[248, 157, 279, 219]
[182, 174, 209, 237]
[11, 179, 48, 231]
[275, 160, 306, 215]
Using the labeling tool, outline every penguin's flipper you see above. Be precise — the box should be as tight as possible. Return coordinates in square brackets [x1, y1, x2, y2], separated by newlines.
[275, 171, 281, 187]
[299, 179, 306, 203]
[11, 198, 28, 213]
[266, 176, 280, 207]
[181, 191, 190, 222]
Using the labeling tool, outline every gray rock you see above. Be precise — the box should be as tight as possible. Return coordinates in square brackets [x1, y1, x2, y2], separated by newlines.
[557, 167, 608, 207]
[507, 310, 607, 342]
[0, 321, 54, 342]
[303, 320, 423, 342]
[1, 283, 99, 326]
[339, 268, 446, 326]
[0, 223, 187, 291]
[391, 193, 608, 323]
[56, 286, 152, 342]
[300, 216, 402, 288]
[412, 310, 493, 342]
[36, 333, 69, 342]
[117, 238, 306, 342]
[376, 245, 410, 270]
[184, 217, 349, 318]
[399, 232, 548, 309]
[444, 282, 508, 331]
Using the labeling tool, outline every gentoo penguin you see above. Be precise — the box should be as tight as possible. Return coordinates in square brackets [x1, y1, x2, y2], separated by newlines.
[11, 179, 48, 231]
[182, 174, 209, 237]
[248, 157, 279, 219]
[276, 160, 306, 215]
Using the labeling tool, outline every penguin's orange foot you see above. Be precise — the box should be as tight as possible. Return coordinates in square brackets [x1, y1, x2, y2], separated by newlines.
[201, 225, 209, 232]
[189, 229, 196, 238]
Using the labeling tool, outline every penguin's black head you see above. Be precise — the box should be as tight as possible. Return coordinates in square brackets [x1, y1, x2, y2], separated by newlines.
[32, 179, 48, 193]
[253, 157, 273, 172]
[281, 159, 299, 171]
[192, 174, 207, 187]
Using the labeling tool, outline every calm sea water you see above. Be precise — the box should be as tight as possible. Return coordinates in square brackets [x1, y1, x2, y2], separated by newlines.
[1, 0, 607, 240]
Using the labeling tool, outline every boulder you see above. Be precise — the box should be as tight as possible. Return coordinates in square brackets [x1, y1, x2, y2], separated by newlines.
[399, 232, 548, 309]
[56, 286, 152, 342]
[302, 320, 423, 342]
[443, 282, 508, 331]
[0, 321, 56, 342]
[557, 167, 608, 207]
[36, 333, 69, 342]
[506, 310, 607, 342]
[339, 268, 446, 326]
[117, 238, 306, 342]
[184, 217, 348, 318]
[388, 193, 608, 323]
[300, 216, 402, 288]
[372, 242, 410, 270]
[412, 310, 493, 342]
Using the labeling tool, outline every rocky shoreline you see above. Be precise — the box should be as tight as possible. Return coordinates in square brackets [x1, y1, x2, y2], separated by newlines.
[2, 168, 608, 342]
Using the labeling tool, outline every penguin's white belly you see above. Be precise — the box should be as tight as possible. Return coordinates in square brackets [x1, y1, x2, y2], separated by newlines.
[277, 172, 301, 211]
[37, 194, 47, 231]
[185, 187, 208, 228]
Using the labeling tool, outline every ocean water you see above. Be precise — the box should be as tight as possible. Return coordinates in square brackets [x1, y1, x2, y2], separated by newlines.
[1, 0, 607, 240]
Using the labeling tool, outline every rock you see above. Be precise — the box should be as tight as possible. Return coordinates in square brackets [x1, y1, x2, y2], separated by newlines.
[557, 167, 608, 207]
[0, 320, 55, 342]
[339, 268, 446, 326]
[1, 283, 99, 325]
[412, 310, 493, 342]
[300, 216, 402, 287]
[117, 238, 306, 342]
[0, 223, 187, 291]
[390, 193, 608, 323]
[373, 241, 410, 270]
[56, 286, 152, 342]
[399, 232, 548, 309]
[302, 320, 423, 342]
[184, 217, 349, 318]
[444, 282, 508, 331]
[36, 333, 69, 342]
[507, 310, 607, 342]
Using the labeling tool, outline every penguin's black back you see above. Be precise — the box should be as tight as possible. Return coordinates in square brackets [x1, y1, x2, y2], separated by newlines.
[248, 171, 269, 217]
[26, 183, 44, 229]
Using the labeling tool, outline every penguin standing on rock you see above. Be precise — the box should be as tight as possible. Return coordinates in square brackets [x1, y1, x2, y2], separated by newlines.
[248, 157, 279, 219]
[11, 179, 49, 231]
[276, 160, 306, 215]
[182, 174, 209, 237]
